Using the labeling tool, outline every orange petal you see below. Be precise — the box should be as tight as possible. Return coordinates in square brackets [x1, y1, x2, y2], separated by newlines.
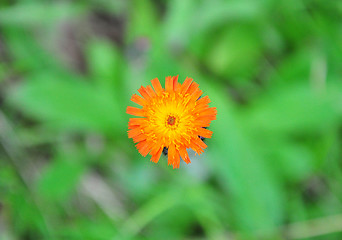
[194, 119, 212, 127]
[197, 128, 213, 138]
[151, 78, 163, 94]
[191, 88, 203, 101]
[126, 106, 144, 116]
[193, 137, 207, 150]
[196, 96, 211, 105]
[150, 147, 162, 163]
[130, 94, 147, 106]
[197, 115, 217, 123]
[179, 146, 191, 164]
[138, 86, 150, 100]
[189, 139, 204, 155]
[128, 118, 145, 127]
[173, 150, 180, 168]
[146, 85, 156, 98]
[177, 83, 181, 91]
[181, 77, 193, 94]
[133, 134, 146, 143]
[165, 76, 173, 92]
[168, 144, 176, 166]
[198, 107, 217, 117]
[172, 75, 179, 90]
[136, 140, 151, 157]
[194, 105, 215, 116]
[194, 105, 211, 115]
[187, 82, 199, 95]
[128, 127, 142, 138]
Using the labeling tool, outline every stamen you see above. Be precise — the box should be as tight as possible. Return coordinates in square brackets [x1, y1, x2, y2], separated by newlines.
[167, 116, 176, 126]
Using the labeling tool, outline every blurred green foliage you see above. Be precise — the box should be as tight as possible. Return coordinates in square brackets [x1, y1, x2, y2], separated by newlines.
[0, 0, 342, 239]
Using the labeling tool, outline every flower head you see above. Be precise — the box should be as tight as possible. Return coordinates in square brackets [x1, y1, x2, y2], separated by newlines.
[127, 76, 217, 168]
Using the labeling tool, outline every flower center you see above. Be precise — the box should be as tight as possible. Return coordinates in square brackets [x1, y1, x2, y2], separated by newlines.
[167, 115, 176, 126]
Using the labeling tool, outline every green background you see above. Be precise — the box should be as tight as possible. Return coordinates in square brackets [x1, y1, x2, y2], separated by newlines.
[1, 0, 342, 239]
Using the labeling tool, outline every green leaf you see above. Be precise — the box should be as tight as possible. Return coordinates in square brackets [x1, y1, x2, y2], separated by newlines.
[0, 2, 84, 26]
[86, 40, 124, 92]
[202, 80, 284, 235]
[7, 72, 125, 135]
[244, 84, 341, 135]
[37, 155, 85, 201]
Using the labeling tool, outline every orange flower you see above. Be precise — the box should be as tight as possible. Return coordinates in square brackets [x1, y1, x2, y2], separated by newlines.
[127, 76, 217, 168]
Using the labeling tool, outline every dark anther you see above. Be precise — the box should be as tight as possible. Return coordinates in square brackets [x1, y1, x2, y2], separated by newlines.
[162, 147, 168, 156]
